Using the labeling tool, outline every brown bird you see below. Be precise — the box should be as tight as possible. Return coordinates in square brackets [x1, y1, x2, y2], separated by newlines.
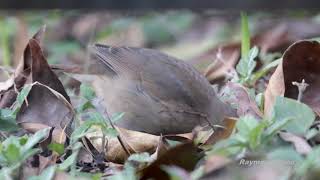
[90, 44, 233, 135]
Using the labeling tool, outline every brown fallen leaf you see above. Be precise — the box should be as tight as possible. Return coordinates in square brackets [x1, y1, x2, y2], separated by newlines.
[226, 82, 263, 118]
[264, 40, 320, 116]
[204, 117, 237, 145]
[140, 142, 201, 180]
[279, 132, 312, 155]
[0, 25, 45, 108]
[87, 126, 159, 164]
[17, 39, 74, 140]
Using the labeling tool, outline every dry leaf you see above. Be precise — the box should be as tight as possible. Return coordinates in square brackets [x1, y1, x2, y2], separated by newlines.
[226, 82, 263, 118]
[87, 126, 159, 164]
[204, 117, 237, 145]
[17, 39, 74, 139]
[0, 26, 46, 108]
[264, 40, 320, 116]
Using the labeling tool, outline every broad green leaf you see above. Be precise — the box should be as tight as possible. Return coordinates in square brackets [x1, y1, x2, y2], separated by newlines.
[272, 96, 315, 135]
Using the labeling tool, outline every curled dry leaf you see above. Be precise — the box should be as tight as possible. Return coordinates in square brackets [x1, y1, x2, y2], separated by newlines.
[226, 82, 263, 118]
[264, 40, 320, 116]
[279, 132, 312, 155]
[204, 117, 237, 145]
[17, 39, 74, 140]
[0, 25, 46, 108]
[87, 126, 159, 164]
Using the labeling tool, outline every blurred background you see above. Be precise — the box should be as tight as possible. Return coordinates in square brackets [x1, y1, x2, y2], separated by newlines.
[1, 10, 320, 80]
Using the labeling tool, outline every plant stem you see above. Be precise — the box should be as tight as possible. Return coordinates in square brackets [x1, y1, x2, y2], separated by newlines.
[241, 11, 250, 60]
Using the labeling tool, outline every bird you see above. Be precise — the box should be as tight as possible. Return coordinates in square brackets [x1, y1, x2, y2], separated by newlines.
[89, 44, 234, 135]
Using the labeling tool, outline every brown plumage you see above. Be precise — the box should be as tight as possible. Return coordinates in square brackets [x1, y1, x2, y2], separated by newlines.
[90, 44, 233, 135]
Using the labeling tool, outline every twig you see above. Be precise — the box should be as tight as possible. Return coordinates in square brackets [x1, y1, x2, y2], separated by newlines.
[292, 79, 309, 102]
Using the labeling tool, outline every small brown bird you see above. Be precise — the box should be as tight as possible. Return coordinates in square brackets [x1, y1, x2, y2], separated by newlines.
[90, 44, 233, 135]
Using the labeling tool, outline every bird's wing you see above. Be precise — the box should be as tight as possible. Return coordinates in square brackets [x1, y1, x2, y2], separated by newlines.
[90, 44, 210, 108]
